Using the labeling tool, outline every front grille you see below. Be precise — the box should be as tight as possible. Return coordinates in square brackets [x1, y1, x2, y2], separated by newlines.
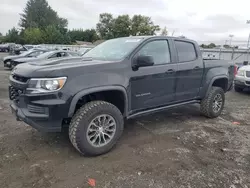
[246, 81, 250, 85]
[246, 71, 250, 78]
[9, 85, 24, 101]
[27, 104, 46, 114]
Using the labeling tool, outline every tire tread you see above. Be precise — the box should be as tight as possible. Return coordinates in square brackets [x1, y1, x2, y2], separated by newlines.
[69, 100, 123, 155]
[201, 86, 225, 118]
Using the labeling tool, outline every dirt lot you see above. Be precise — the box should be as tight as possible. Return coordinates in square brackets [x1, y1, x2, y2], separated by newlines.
[0, 52, 250, 188]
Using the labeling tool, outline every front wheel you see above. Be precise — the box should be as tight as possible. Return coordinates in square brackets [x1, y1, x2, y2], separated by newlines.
[200, 87, 225, 118]
[69, 101, 124, 156]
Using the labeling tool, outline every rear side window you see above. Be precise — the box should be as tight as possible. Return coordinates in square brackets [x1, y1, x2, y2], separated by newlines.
[175, 41, 197, 62]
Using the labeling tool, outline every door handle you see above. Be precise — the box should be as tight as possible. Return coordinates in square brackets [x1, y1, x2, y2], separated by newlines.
[166, 69, 175, 73]
[193, 66, 200, 70]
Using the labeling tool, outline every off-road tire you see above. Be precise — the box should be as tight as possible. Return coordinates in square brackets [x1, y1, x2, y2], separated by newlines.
[69, 101, 124, 156]
[200, 86, 225, 118]
[234, 85, 243, 92]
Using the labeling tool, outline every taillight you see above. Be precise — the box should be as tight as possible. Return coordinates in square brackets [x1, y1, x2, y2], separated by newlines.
[234, 65, 238, 77]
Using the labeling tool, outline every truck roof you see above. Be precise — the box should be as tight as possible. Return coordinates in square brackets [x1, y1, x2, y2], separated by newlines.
[118, 35, 197, 44]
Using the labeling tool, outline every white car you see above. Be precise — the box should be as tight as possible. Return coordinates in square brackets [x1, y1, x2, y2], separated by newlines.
[234, 65, 250, 92]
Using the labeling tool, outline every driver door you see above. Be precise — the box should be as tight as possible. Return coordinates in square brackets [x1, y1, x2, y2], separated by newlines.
[130, 39, 177, 112]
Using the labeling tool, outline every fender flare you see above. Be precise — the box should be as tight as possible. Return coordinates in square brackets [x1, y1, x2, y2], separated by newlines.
[205, 75, 228, 97]
[68, 85, 128, 117]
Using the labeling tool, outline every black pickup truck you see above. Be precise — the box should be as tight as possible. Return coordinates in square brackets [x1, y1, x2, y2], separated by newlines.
[9, 36, 236, 156]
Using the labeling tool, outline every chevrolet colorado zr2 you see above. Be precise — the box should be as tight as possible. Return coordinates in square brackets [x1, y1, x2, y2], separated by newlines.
[9, 36, 236, 156]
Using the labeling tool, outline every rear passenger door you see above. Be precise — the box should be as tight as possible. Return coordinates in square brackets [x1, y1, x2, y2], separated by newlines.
[130, 39, 177, 112]
[174, 40, 203, 101]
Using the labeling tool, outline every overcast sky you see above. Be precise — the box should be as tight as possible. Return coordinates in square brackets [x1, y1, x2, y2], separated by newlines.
[1, 0, 250, 45]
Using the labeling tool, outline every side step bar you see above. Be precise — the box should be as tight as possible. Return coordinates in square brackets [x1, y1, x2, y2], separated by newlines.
[127, 100, 200, 119]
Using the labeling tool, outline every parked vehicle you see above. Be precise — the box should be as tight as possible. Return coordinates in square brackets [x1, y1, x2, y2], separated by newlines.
[234, 65, 250, 92]
[3, 49, 49, 69]
[10, 45, 35, 55]
[9, 36, 235, 156]
[9, 50, 80, 68]
[0, 43, 15, 52]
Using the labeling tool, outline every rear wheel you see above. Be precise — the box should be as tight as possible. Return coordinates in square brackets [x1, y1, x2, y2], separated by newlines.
[69, 101, 124, 156]
[234, 85, 243, 92]
[201, 87, 225, 118]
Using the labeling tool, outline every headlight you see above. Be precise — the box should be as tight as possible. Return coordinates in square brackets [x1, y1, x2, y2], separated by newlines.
[237, 70, 245, 77]
[27, 77, 67, 93]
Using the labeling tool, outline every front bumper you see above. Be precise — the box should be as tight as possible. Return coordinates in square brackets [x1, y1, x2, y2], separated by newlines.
[9, 77, 70, 132]
[4, 61, 11, 68]
[10, 100, 66, 132]
[234, 75, 250, 88]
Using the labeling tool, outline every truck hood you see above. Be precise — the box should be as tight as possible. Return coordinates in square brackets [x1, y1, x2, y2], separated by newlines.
[3, 55, 25, 61]
[13, 57, 117, 78]
[13, 57, 37, 63]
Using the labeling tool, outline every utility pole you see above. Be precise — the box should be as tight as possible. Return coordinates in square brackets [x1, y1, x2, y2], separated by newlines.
[229, 34, 234, 47]
[246, 20, 250, 61]
[171, 30, 175, 36]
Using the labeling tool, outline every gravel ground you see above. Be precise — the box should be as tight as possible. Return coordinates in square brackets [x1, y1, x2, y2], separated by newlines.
[0, 52, 250, 188]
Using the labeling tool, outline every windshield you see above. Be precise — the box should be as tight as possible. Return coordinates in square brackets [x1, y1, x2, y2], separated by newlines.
[82, 38, 142, 61]
[36, 51, 53, 58]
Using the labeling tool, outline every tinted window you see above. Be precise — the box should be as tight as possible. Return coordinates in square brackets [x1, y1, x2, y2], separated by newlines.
[137, 40, 171, 65]
[69, 52, 79, 56]
[48, 53, 58, 59]
[59, 52, 68, 57]
[175, 41, 197, 62]
[29, 51, 44, 57]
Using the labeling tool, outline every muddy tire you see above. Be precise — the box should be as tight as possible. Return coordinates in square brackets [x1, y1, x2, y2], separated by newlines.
[69, 101, 124, 156]
[200, 87, 225, 118]
[234, 85, 243, 92]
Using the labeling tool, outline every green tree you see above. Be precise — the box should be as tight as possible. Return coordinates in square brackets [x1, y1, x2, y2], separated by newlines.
[161, 27, 168, 36]
[113, 15, 131, 38]
[208, 43, 216, 48]
[96, 13, 114, 39]
[0, 32, 2, 37]
[4, 27, 20, 43]
[19, 0, 68, 30]
[68, 29, 84, 42]
[42, 25, 66, 44]
[131, 15, 160, 36]
[96, 13, 160, 39]
[23, 28, 44, 44]
[68, 29, 98, 43]
[200, 44, 206, 48]
[83, 29, 99, 42]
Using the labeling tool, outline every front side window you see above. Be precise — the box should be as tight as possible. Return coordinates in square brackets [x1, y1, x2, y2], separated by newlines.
[137, 40, 171, 65]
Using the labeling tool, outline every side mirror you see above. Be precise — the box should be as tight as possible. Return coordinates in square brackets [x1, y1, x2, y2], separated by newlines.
[133, 55, 154, 70]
